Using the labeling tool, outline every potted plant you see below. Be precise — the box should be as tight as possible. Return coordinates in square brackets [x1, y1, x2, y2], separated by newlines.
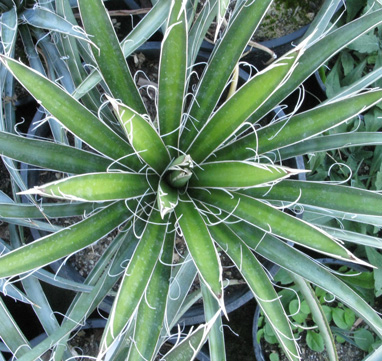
[1, 0, 382, 360]
[254, 260, 381, 360]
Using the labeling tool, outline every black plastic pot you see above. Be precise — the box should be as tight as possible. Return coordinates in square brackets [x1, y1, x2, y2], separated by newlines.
[252, 258, 369, 361]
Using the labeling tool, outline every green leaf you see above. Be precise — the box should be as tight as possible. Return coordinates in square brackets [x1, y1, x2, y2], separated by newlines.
[157, 179, 179, 219]
[214, 90, 382, 161]
[257, 328, 265, 343]
[121, 0, 172, 59]
[175, 195, 223, 304]
[325, 60, 342, 99]
[20, 7, 88, 41]
[270, 353, 280, 361]
[313, 222, 382, 248]
[347, 32, 380, 53]
[264, 323, 278, 344]
[162, 318, 216, 361]
[164, 252, 197, 330]
[189, 161, 303, 188]
[274, 269, 293, 285]
[243, 180, 382, 217]
[365, 247, 382, 297]
[127, 229, 174, 361]
[289, 299, 309, 324]
[209, 222, 299, 361]
[188, 0, 218, 65]
[341, 51, 355, 76]
[0, 201, 129, 278]
[181, 0, 272, 150]
[0, 202, 103, 219]
[20, 172, 156, 202]
[245, 9, 382, 131]
[158, 0, 187, 154]
[277, 132, 382, 161]
[108, 96, 170, 174]
[0, 298, 30, 358]
[236, 227, 382, 339]
[8, 224, 139, 361]
[103, 209, 168, 348]
[201, 280, 226, 361]
[338, 269, 374, 291]
[78, 0, 146, 113]
[0, 57, 135, 165]
[306, 331, 325, 352]
[354, 328, 375, 351]
[332, 308, 348, 330]
[192, 189, 356, 262]
[187, 48, 301, 162]
[322, 305, 333, 323]
[344, 308, 356, 328]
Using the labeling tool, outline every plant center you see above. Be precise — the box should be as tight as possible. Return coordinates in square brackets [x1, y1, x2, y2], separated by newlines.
[166, 154, 194, 189]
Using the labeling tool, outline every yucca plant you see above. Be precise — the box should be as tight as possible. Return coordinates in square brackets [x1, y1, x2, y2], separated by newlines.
[1, 0, 382, 360]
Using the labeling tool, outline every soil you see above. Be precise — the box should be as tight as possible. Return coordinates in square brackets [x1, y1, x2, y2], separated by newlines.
[68, 328, 103, 360]
[253, 0, 323, 41]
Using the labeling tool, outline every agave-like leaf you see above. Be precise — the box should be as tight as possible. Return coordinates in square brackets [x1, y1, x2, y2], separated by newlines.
[304, 207, 382, 228]
[209, 222, 299, 361]
[78, 0, 146, 113]
[56, 0, 116, 126]
[20, 172, 157, 202]
[186, 47, 301, 162]
[365, 345, 382, 361]
[127, 229, 174, 361]
[164, 252, 197, 330]
[277, 132, 382, 161]
[249, 8, 382, 124]
[121, 0, 172, 58]
[192, 189, 363, 263]
[0, 131, 111, 174]
[20, 7, 88, 41]
[214, 90, 382, 161]
[0, 201, 129, 278]
[300, 0, 343, 43]
[102, 209, 168, 349]
[175, 195, 223, 306]
[290, 274, 338, 361]
[251, 233, 382, 339]
[21, 276, 63, 347]
[13, 228, 139, 361]
[0, 56, 137, 166]
[181, 0, 272, 150]
[0, 246, 37, 303]
[188, 0, 217, 65]
[162, 312, 220, 361]
[0, 298, 30, 358]
[325, 66, 382, 102]
[318, 226, 382, 249]
[108, 96, 171, 174]
[158, 0, 187, 154]
[74, 0, 173, 99]
[200, 280, 226, 361]
[189, 161, 304, 188]
[0, 5, 17, 58]
[157, 179, 179, 219]
[243, 180, 382, 217]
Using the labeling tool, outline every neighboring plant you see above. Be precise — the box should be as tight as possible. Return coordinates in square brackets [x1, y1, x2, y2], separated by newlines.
[312, 0, 382, 192]
[257, 265, 381, 360]
[1, 0, 382, 360]
[307, 0, 382, 315]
